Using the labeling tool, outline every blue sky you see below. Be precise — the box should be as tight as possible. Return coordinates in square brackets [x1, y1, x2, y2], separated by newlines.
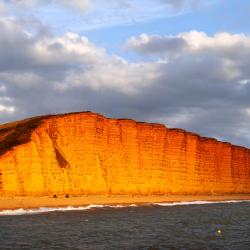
[10, 0, 249, 54]
[1, 0, 250, 147]
[21, 0, 250, 62]
[88, 0, 249, 59]
[4, 0, 250, 58]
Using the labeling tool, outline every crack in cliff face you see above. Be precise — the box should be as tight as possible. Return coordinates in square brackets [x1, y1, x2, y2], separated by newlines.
[47, 122, 70, 169]
[0, 172, 2, 192]
[54, 147, 70, 168]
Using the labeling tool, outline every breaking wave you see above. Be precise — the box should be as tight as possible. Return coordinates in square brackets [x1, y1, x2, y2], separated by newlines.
[1, 200, 249, 216]
[152, 200, 250, 207]
[0, 204, 137, 216]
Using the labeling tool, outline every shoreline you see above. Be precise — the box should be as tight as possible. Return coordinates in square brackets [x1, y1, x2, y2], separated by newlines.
[1, 194, 250, 211]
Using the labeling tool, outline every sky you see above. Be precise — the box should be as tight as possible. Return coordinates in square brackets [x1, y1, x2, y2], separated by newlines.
[0, 0, 250, 147]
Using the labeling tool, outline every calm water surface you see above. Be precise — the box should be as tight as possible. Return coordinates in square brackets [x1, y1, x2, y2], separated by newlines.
[0, 201, 250, 250]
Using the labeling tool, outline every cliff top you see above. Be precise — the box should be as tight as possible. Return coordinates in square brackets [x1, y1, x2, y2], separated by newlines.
[0, 111, 249, 157]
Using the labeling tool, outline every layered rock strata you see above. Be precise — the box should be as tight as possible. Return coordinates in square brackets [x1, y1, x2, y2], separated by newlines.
[0, 112, 249, 196]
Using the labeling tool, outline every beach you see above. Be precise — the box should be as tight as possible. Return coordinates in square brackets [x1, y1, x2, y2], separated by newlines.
[1, 194, 250, 211]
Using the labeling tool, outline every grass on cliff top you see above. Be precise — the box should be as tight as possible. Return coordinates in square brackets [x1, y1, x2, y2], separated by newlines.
[0, 116, 49, 157]
[0, 112, 92, 157]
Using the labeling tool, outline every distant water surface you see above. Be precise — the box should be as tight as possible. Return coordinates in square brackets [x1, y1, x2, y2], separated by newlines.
[0, 201, 250, 250]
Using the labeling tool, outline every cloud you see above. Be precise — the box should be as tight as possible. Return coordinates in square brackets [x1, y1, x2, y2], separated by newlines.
[56, 59, 158, 94]
[7, 0, 200, 10]
[0, 17, 158, 119]
[126, 33, 188, 57]
[0, 17, 157, 92]
[0, 84, 15, 115]
[1, 0, 207, 33]
[125, 31, 250, 146]
[127, 31, 250, 59]
[157, 0, 203, 9]
[7, 0, 90, 11]
[56, 0, 90, 11]
[0, 1, 6, 12]
[0, 14, 250, 147]
[0, 18, 106, 71]
[0, 104, 15, 113]
[101, 0, 204, 11]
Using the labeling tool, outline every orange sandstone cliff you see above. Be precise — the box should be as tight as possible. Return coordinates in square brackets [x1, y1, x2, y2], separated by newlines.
[0, 112, 249, 196]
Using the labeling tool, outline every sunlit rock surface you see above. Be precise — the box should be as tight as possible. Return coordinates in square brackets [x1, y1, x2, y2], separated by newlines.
[0, 112, 249, 196]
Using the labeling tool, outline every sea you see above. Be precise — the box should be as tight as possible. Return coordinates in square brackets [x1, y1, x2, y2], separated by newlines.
[0, 200, 250, 250]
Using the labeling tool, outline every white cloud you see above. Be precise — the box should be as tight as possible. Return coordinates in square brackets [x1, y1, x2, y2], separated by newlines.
[56, 59, 158, 94]
[158, 0, 202, 10]
[127, 31, 250, 82]
[0, 104, 16, 113]
[59, 0, 90, 11]
[127, 31, 250, 57]
[180, 31, 250, 53]
[0, 72, 43, 88]
[32, 32, 106, 66]
[0, 85, 6, 92]
[239, 79, 250, 85]
[124, 31, 250, 146]
[8, 0, 199, 10]
[0, 18, 106, 70]
[0, 1, 6, 12]
[0, 17, 157, 94]
[2, 0, 205, 33]
[8, 0, 90, 10]
[0, 15, 250, 147]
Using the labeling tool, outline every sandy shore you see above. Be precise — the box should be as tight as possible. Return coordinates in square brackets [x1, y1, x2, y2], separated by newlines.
[1, 194, 250, 211]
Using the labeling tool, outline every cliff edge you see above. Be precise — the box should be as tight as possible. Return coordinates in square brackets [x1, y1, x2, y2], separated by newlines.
[0, 111, 249, 196]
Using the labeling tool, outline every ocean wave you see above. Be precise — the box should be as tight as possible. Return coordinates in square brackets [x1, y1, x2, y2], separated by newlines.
[152, 200, 250, 207]
[0, 204, 137, 216]
[0, 200, 249, 216]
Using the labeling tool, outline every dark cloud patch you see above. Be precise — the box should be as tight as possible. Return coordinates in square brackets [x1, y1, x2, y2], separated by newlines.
[127, 34, 187, 57]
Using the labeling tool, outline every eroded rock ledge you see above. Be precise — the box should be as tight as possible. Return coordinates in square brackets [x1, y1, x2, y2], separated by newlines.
[0, 111, 249, 196]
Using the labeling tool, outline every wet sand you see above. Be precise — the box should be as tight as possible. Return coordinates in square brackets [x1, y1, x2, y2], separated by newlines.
[1, 194, 250, 211]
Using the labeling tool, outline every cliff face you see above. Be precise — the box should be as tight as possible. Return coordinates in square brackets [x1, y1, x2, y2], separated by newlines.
[0, 112, 249, 196]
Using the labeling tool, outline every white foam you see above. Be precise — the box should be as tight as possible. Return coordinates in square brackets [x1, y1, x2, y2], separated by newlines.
[153, 200, 250, 207]
[0, 204, 138, 216]
[0, 200, 249, 216]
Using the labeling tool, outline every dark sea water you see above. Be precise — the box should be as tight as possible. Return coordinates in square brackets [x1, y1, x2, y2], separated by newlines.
[0, 201, 250, 250]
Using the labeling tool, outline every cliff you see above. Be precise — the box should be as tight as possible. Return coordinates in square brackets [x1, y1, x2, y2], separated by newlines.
[0, 111, 249, 196]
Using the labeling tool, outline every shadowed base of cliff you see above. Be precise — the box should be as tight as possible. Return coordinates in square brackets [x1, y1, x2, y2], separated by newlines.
[1, 194, 250, 211]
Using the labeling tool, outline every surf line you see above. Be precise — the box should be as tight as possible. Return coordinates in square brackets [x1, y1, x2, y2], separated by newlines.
[1, 200, 250, 216]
